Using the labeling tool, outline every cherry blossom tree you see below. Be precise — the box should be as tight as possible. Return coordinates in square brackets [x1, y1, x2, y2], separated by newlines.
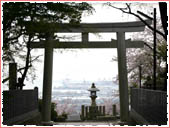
[107, 2, 167, 90]
[55, 98, 78, 115]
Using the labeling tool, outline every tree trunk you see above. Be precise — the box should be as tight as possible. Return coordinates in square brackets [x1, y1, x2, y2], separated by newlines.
[159, 2, 168, 91]
[21, 37, 31, 84]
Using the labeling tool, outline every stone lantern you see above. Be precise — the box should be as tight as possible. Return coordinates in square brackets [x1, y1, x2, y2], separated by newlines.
[88, 83, 99, 106]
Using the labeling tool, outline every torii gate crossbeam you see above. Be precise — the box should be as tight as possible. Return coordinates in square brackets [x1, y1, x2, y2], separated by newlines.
[29, 20, 151, 125]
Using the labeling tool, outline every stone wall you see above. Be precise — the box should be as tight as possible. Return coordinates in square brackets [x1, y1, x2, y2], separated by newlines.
[3, 88, 39, 125]
[130, 88, 167, 125]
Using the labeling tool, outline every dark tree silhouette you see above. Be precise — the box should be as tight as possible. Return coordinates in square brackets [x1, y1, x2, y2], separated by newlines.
[3, 2, 94, 86]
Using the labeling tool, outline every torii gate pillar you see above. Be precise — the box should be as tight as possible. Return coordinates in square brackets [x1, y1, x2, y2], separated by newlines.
[42, 34, 54, 125]
[117, 32, 129, 121]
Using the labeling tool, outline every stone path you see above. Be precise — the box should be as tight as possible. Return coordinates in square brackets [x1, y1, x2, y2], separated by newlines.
[52, 119, 138, 126]
[52, 114, 137, 126]
[66, 114, 81, 122]
[53, 120, 122, 126]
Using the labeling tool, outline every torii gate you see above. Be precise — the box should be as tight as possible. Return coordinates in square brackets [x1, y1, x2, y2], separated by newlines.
[30, 20, 151, 124]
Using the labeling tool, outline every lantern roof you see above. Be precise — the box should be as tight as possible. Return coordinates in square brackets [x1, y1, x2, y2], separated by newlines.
[88, 83, 99, 91]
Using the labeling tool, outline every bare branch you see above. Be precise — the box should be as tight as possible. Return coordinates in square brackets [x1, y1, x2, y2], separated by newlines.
[107, 3, 166, 41]
[126, 3, 131, 13]
[106, 2, 127, 10]
[2, 65, 32, 83]
[31, 55, 43, 62]
[144, 42, 153, 50]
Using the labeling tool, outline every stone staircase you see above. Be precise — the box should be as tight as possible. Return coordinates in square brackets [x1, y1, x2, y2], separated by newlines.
[66, 114, 81, 122]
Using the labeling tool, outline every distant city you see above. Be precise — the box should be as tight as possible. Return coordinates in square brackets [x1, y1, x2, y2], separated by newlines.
[39, 79, 119, 114]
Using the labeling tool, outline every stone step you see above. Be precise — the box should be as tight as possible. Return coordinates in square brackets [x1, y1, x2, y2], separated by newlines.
[66, 114, 81, 122]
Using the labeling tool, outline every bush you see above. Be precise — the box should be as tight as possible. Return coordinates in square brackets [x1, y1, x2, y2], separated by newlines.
[54, 112, 68, 122]
[54, 115, 66, 122]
